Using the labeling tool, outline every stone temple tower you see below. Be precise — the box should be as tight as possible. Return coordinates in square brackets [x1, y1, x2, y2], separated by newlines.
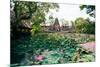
[53, 18, 61, 31]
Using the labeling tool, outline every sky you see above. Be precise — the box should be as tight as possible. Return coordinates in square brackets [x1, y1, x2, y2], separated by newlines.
[45, 3, 94, 25]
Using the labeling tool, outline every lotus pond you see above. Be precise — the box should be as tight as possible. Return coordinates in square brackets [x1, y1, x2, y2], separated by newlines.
[11, 33, 95, 66]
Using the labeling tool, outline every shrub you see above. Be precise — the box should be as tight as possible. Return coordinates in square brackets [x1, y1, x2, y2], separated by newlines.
[74, 18, 95, 34]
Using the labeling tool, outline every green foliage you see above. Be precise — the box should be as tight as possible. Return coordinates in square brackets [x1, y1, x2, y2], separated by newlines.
[74, 17, 95, 34]
[80, 54, 95, 62]
[80, 5, 95, 18]
[11, 33, 77, 65]
[42, 50, 63, 64]
[77, 37, 95, 44]
[11, 1, 59, 36]
[11, 33, 95, 66]
[31, 23, 41, 35]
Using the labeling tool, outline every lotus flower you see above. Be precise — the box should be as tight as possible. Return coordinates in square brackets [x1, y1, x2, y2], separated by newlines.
[35, 55, 44, 61]
[80, 42, 95, 52]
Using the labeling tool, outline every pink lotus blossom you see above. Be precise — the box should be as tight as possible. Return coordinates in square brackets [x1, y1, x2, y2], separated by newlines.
[35, 55, 44, 61]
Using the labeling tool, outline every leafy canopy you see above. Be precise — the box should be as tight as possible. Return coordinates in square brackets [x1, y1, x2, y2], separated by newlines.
[80, 5, 95, 18]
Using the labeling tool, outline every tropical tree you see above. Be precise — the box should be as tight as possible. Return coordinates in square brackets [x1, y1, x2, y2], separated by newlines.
[74, 17, 95, 34]
[10, 0, 59, 37]
[80, 5, 95, 18]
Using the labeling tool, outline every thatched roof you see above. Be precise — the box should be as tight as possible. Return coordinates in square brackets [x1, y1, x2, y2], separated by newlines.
[19, 20, 32, 29]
